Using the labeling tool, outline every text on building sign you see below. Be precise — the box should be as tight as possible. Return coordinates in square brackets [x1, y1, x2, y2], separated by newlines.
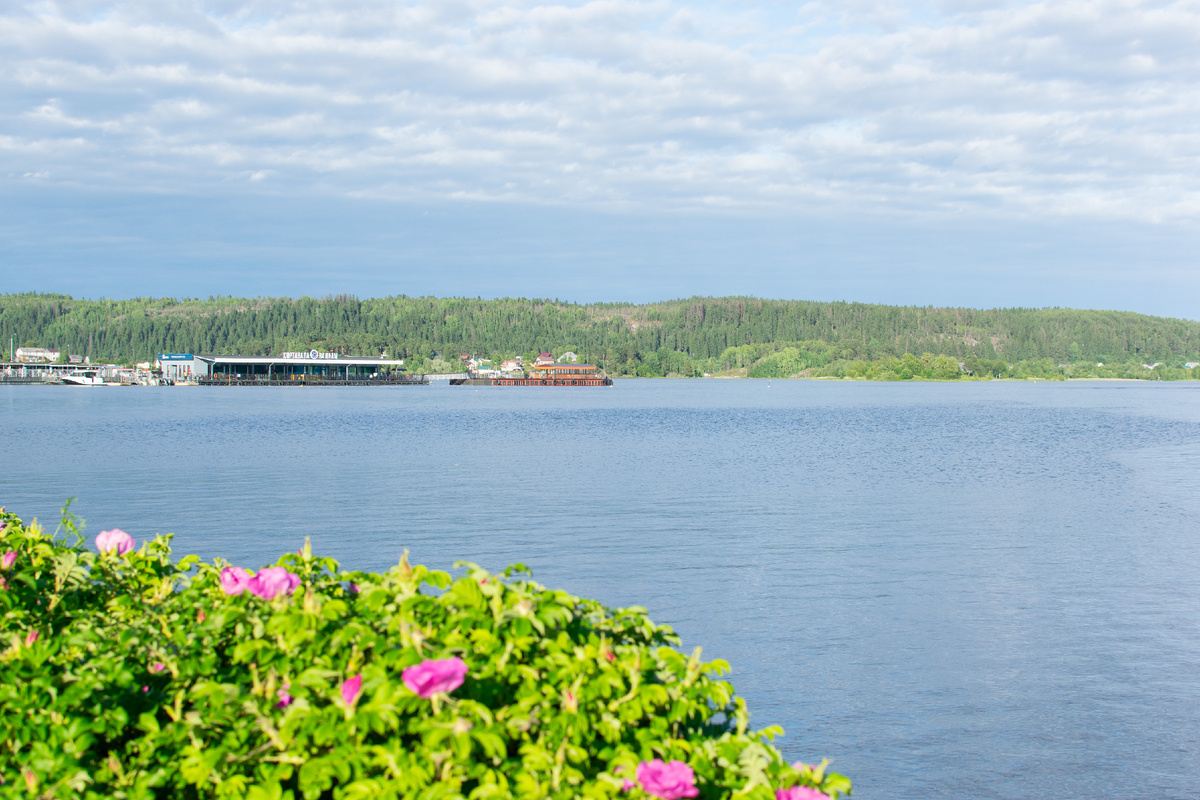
[281, 351, 339, 359]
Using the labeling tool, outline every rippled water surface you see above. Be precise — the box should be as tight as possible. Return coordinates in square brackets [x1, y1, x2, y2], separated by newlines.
[4, 380, 1200, 799]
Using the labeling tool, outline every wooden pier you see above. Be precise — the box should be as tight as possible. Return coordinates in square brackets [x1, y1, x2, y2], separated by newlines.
[0, 376, 58, 385]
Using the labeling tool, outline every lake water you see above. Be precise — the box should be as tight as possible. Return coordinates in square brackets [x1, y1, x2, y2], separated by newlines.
[3, 380, 1199, 799]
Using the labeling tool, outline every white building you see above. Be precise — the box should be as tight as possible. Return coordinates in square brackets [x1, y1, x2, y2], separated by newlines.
[158, 353, 197, 381]
[16, 347, 59, 363]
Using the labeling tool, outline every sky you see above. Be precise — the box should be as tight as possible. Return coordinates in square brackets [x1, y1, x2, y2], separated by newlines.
[2, 0, 1199, 317]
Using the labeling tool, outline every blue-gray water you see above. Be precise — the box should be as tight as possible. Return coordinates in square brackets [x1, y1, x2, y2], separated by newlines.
[3, 380, 1199, 799]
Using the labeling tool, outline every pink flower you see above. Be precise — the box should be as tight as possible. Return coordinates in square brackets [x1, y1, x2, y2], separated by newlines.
[246, 567, 301, 600]
[348, 583, 360, 593]
[142, 686, 149, 693]
[150, 662, 166, 673]
[791, 762, 815, 772]
[636, 760, 699, 800]
[622, 779, 637, 792]
[219, 567, 252, 596]
[776, 788, 830, 800]
[1, 551, 15, 570]
[341, 674, 363, 706]
[25, 630, 39, 647]
[401, 657, 468, 698]
[96, 528, 135, 555]
[276, 682, 293, 709]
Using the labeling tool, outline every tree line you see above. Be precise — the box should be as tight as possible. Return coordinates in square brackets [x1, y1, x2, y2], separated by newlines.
[3, 293, 1199, 377]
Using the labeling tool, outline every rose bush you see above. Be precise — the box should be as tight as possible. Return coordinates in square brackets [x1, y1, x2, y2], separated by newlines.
[0, 507, 851, 800]
[636, 759, 699, 799]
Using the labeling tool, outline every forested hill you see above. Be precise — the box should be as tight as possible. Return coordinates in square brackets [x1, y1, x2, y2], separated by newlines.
[3, 293, 1199, 372]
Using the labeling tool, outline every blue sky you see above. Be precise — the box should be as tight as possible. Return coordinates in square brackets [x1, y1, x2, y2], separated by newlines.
[2, 0, 1199, 318]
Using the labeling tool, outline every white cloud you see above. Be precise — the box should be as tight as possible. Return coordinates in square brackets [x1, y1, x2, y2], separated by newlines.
[1, 0, 1199, 222]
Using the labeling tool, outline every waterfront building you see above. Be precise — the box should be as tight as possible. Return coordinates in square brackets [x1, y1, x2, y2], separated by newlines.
[158, 354, 197, 382]
[182, 351, 408, 381]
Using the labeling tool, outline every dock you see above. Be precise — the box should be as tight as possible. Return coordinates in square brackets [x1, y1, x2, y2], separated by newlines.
[196, 375, 429, 387]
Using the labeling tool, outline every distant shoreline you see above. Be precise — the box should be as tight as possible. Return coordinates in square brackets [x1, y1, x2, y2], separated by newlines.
[5, 294, 1199, 382]
[637, 375, 1167, 383]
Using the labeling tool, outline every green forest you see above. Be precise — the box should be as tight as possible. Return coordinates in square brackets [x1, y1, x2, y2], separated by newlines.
[3, 292, 1200, 380]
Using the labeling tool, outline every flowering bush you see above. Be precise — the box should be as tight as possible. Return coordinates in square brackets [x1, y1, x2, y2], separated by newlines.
[0, 507, 851, 800]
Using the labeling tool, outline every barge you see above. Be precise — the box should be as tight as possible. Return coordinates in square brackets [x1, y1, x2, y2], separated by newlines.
[451, 362, 612, 386]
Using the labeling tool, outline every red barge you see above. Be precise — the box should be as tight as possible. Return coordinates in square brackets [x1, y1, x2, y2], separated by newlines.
[451, 361, 612, 386]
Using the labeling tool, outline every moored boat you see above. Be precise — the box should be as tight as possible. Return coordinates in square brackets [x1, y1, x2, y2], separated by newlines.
[61, 371, 108, 386]
[452, 361, 612, 386]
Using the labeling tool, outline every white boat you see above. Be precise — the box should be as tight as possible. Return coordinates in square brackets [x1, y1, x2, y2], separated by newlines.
[61, 372, 108, 386]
